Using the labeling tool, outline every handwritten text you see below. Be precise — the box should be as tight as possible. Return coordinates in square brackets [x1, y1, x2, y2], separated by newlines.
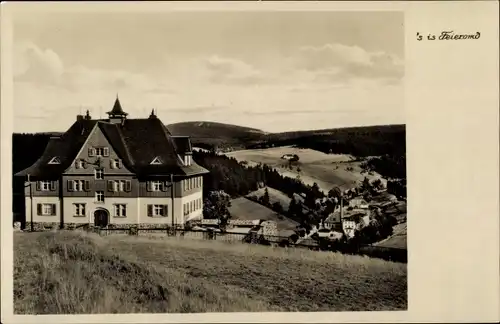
[416, 31, 480, 41]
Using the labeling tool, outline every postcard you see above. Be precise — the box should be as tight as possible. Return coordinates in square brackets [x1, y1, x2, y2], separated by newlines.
[1, 1, 498, 323]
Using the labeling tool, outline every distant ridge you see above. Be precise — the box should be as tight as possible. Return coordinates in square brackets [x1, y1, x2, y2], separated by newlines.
[166, 121, 267, 148]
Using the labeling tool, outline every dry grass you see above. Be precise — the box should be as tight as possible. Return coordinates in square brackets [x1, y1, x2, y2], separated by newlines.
[229, 196, 299, 236]
[226, 146, 384, 192]
[246, 186, 292, 210]
[14, 231, 407, 314]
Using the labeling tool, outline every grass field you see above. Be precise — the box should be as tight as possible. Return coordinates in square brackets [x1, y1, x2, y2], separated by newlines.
[226, 146, 385, 192]
[373, 223, 407, 250]
[228, 196, 299, 237]
[246, 186, 292, 210]
[14, 231, 407, 314]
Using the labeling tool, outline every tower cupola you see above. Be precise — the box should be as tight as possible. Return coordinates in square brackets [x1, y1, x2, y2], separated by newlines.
[107, 95, 128, 124]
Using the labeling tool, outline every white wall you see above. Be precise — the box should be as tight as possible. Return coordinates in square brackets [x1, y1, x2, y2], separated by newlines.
[28, 191, 204, 226]
[179, 191, 204, 222]
[62, 197, 139, 224]
[25, 196, 61, 223]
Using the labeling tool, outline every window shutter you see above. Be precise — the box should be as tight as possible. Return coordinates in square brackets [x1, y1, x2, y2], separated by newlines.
[109, 159, 114, 169]
[125, 180, 132, 192]
[118, 159, 122, 168]
[161, 181, 168, 192]
[37, 204, 42, 215]
[82, 204, 86, 216]
[163, 205, 168, 217]
[50, 181, 56, 191]
[122, 205, 127, 217]
[107, 180, 114, 192]
[103, 147, 109, 157]
[88, 147, 95, 157]
[146, 181, 152, 192]
[36, 181, 41, 191]
[51, 204, 56, 216]
[84, 180, 90, 191]
[75, 160, 80, 169]
[67, 180, 74, 191]
[83, 160, 88, 169]
[147, 205, 153, 217]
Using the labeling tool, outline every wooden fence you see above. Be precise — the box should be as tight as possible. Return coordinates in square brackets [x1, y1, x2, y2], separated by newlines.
[89, 226, 407, 263]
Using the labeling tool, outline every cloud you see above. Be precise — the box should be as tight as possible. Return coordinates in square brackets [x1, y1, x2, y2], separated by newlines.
[295, 43, 404, 83]
[13, 42, 176, 96]
[14, 42, 64, 84]
[203, 55, 267, 85]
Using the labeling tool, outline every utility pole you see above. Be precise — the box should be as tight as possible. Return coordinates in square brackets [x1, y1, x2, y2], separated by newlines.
[171, 173, 175, 234]
[26, 174, 33, 232]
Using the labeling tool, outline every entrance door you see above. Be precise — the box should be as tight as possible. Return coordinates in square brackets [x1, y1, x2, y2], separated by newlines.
[94, 209, 109, 227]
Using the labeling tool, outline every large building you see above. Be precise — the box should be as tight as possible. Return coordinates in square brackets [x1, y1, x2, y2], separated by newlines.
[15, 97, 209, 231]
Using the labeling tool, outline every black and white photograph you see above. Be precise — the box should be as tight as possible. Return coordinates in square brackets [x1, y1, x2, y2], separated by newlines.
[10, 4, 408, 316]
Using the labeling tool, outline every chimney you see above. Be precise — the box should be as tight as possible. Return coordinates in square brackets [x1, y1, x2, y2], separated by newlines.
[76, 115, 84, 121]
[84, 110, 92, 120]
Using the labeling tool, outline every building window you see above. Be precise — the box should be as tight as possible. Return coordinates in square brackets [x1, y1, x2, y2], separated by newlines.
[74, 180, 85, 191]
[48, 157, 60, 164]
[148, 204, 167, 217]
[73, 203, 86, 217]
[39, 181, 51, 191]
[68, 179, 89, 192]
[93, 147, 109, 157]
[150, 156, 162, 165]
[75, 159, 86, 169]
[95, 169, 104, 180]
[95, 191, 104, 202]
[152, 181, 161, 191]
[37, 203, 56, 216]
[110, 159, 122, 169]
[113, 204, 127, 217]
[184, 155, 192, 166]
[108, 180, 131, 192]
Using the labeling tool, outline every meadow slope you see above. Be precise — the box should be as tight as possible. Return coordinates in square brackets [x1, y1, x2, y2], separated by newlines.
[14, 231, 407, 314]
[226, 146, 385, 192]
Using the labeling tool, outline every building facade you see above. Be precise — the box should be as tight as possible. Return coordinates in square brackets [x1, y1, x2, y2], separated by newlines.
[15, 97, 209, 231]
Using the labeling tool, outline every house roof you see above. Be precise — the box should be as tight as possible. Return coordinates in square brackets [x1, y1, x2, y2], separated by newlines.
[15, 102, 209, 179]
[171, 136, 192, 154]
[107, 96, 128, 116]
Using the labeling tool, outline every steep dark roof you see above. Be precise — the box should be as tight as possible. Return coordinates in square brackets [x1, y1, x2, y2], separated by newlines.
[15, 117, 209, 179]
[107, 97, 128, 116]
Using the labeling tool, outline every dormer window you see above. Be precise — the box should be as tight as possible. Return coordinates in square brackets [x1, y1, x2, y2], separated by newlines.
[110, 159, 122, 169]
[184, 155, 192, 166]
[75, 159, 86, 169]
[48, 157, 61, 164]
[89, 147, 109, 157]
[150, 156, 162, 165]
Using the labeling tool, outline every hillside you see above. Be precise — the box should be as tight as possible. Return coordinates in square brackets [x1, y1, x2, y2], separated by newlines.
[226, 146, 385, 192]
[166, 121, 405, 157]
[228, 196, 298, 237]
[166, 121, 267, 149]
[246, 187, 292, 210]
[14, 231, 407, 314]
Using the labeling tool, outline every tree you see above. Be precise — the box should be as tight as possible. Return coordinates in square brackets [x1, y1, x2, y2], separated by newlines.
[328, 186, 340, 198]
[203, 190, 232, 230]
[262, 187, 271, 207]
[272, 201, 284, 214]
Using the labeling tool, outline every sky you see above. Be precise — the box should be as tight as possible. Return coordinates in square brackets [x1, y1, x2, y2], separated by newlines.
[12, 10, 404, 133]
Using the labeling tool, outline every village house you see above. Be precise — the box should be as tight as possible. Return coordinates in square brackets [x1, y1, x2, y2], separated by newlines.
[349, 197, 369, 209]
[15, 97, 209, 231]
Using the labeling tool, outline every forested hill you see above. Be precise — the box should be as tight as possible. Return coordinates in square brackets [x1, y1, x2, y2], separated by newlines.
[12, 123, 406, 175]
[166, 121, 267, 150]
[167, 121, 405, 157]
